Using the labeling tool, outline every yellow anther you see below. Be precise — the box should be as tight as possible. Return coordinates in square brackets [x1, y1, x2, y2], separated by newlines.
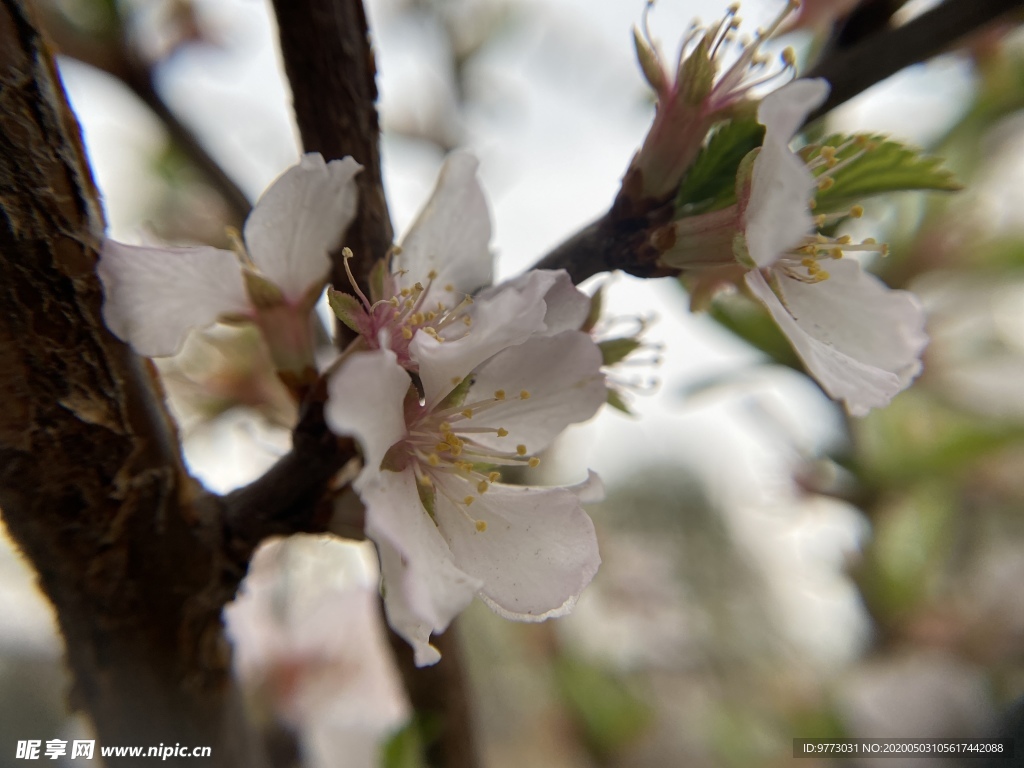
[400, 288, 411, 297]
[528, 457, 541, 468]
[801, 257, 817, 269]
[814, 214, 826, 227]
[402, 327, 413, 340]
[445, 433, 461, 447]
[389, 297, 400, 307]
[419, 474, 433, 487]
[440, 422, 451, 431]
[814, 270, 830, 282]
[475, 520, 487, 532]
[488, 471, 501, 482]
[464, 496, 474, 506]
[863, 237, 877, 245]
[437, 443, 450, 453]
[817, 177, 835, 192]
[404, 299, 415, 310]
[463, 315, 472, 326]
[516, 444, 527, 456]
[519, 390, 531, 400]
[781, 46, 796, 66]
[410, 313, 425, 325]
[461, 409, 473, 419]
[450, 444, 463, 456]
[496, 428, 509, 437]
[850, 205, 864, 218]
[494, 390, 506, 400]
[427, 453, 440, 466]
[820, 146, 836, 162]
[426, 311, 437, 321]
[427, 269, 438, 280]
[830, 248, 843, 259]
[477, 480, 489, 494]
[413, 282, 424, 292]
[445, 284, 455, 292]
[837, 235, 852, 245]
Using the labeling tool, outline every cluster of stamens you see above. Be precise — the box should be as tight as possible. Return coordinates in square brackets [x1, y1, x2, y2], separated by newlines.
[342, 247, 474, 354]
[784, 135, 887, 283]
[640, 0, 800, 107]
[404, 388, 543, 533]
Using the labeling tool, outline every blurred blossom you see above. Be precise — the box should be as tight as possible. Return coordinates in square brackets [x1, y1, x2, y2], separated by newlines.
[226, 536, 409, 768]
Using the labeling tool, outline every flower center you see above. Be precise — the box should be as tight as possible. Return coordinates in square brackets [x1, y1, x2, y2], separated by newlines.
[402, 388, 542, 532]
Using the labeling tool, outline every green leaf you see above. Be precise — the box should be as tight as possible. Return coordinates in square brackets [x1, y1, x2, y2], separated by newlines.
[606, 388, 633, 414]
[554, 656, 651, 758]
[380, 719, 428, 768]
[327, 287, 364, 332]
[599, 337, 642, 366]
[810, 134, 961, 213]
[675, 117, 765, 214]
[705, 289, 802, 370]
[416, 476, 437, 523]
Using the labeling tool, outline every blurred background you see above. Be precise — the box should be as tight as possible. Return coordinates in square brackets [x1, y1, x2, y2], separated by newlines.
[3, 0, 1024, 765]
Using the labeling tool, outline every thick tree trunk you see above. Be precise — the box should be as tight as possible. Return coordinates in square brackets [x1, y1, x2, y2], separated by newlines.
[0, 3, 263, 763]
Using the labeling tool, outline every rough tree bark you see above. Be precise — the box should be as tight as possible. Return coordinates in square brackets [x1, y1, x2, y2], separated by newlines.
[0, 1, 263, 763]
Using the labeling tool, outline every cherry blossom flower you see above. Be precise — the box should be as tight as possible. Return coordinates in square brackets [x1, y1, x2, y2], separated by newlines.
[226, 535, 409, 768]
[628, 0, 799, 201]
[657, 78, 928, 415]
[98, 153, 360, 380]
[325, 303, 606, 665]
[329, 150, 492, 370]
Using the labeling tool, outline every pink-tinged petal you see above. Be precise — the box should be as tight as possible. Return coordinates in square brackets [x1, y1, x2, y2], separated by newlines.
[410, 283, 548, 407]
[326, 350, 411, 470]
[360, 470, 482, 667]
[393, 151, 493, 303]
[465, 331, 606, 454]
[97, 239, 250, 357]
[477, 269, 590, 335]
[744, 79, 829, 268]
[745, 263, 927, 416]
[244, 154, 361, 302]
[433, 474, 601, 621]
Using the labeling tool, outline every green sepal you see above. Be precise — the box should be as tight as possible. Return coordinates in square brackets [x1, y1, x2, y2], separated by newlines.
[606, 388, 633, 415]
[675, 117, 765, 214]
[369, 257, 389, 304]
[581, 285, 603, 333]
[242, 269, 284, 310]
[599, 337, 642, 366]
[380, 443, 411, 473]
[327, 287, 363, 332]
[810, 134, 961, 213]
[679, 35, 715, 105]
[416, 476, 437, 524]
[436, 374, 475, 411]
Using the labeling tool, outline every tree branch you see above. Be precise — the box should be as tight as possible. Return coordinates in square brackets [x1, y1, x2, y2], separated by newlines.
[32, 1, 252, 228]
[805, 0, 1024, 120]
[270, 0, 394, 292]
[534, 0, 1024, 282]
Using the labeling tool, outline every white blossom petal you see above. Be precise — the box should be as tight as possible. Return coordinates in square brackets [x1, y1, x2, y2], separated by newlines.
[244, 153, 361, 302]
[745, 262, 927, 416]
[434, 474, 601, 621]
[410, 282, 548, 407]
[466, 331, 606, 454]
[360, 469, 482, 666]
[477, 269, 590, 335]
[393, 151, 493, 302]
[744, 78, 829, 268]
[326, 350, 411, 471]
[98, 239, 251, 357]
